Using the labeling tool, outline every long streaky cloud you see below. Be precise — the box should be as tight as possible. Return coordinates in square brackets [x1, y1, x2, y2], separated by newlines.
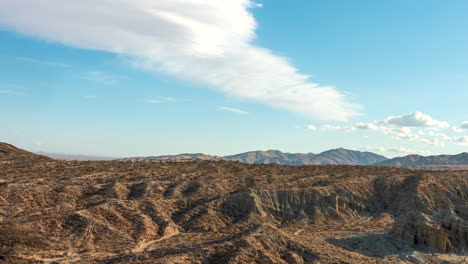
[14, 56, 71, 68]
[220, 106, 248, 115]
[0, 0, 358, 121]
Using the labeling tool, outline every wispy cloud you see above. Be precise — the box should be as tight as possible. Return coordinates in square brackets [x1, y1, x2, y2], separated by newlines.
[83, 71, 121, 84]
[361, 146, 432, 156]
[144, 99, 162, 103]
[452, 126, 464, 133]
[319, 112, 468, 147]
[14, 56, 71, 68]
[220, 106, 248, 115]
[157, 96, 176, 102]
[0, 90, 17, 95]
[144, 96, 176, 104]
[0, 89, 24, 96]
[0, 0, 358, 121]
[306, 125, 317, 131]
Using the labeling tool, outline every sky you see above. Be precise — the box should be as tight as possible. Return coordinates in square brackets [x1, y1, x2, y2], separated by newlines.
[0, 0, 467, 158]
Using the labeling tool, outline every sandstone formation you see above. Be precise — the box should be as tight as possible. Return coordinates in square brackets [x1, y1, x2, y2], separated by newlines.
[391, 207, 468, 253]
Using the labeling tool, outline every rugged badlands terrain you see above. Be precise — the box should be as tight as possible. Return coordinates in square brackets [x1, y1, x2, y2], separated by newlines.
[1, 143, 467, 263]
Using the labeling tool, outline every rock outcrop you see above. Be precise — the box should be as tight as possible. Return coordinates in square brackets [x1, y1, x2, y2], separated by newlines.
[391, 207, 468, 253]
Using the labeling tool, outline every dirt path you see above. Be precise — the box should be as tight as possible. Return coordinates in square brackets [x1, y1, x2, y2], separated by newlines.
[132, 231, 179, 253]
[17, 232, 179, 263]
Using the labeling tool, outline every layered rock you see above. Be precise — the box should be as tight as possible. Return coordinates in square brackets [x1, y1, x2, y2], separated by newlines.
[391, 207, 468, 253]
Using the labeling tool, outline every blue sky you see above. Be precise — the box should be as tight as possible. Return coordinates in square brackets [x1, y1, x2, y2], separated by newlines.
[0, 0, 467, 157]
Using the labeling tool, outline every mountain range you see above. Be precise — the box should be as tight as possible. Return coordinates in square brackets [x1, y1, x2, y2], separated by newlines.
[223, 148, 387, 165]
[119, 148, 388, 166]
[373, 153, 468, 170]
[4, 142, 468, 170]
[119, 148, 468, 170]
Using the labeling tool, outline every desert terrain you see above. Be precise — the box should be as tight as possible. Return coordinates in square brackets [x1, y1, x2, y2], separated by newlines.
[0, 143, 467, 263]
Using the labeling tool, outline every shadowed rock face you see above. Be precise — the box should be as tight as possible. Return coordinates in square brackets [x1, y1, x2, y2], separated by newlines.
[391, 207, 468, 253]
[1, 144, 467, 263]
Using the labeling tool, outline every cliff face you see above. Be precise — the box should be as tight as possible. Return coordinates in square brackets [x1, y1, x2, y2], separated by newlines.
[391, 207, 468, 253]
[1, 148, 467, 263]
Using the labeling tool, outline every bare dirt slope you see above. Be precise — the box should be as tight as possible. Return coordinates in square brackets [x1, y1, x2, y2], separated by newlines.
[0, 146, 467, 263]
[0, 142, 36, 156]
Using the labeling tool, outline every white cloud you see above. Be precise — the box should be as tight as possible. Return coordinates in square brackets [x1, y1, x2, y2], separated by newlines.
[384, 112, 449, 128]
[157, 96, 176, 102]
[461, 122, 468, 129]
[452, 126, 464, 133]
[220, 106, 248, 114]
[319, 111, 467, 146]
[306, 125, 317, 131]
[144, 97, 175, 104]
[0, 90, 21, 95]
[451, 136, 468, 146]
[361, 146, 432, 156]
[0, 0, 358, 121]
[144, 99, 162, 103]
[419, 138, 442, 146]
[355, 122, 378, 130]
[14, 56, 71, 68]
[326, 122, 419, 140]
[83, 71, 119, 84]
[321, 124, 356, 132]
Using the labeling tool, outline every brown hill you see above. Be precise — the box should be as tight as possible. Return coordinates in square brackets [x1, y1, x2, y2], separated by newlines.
[373, 153, 468, 170]
[0, 142, 34, 156]
[0, 142, 51, 163]
[1, 143, 466, 263]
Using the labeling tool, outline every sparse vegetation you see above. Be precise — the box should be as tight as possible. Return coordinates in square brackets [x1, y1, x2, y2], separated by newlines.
[0, 144, 467, 263]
